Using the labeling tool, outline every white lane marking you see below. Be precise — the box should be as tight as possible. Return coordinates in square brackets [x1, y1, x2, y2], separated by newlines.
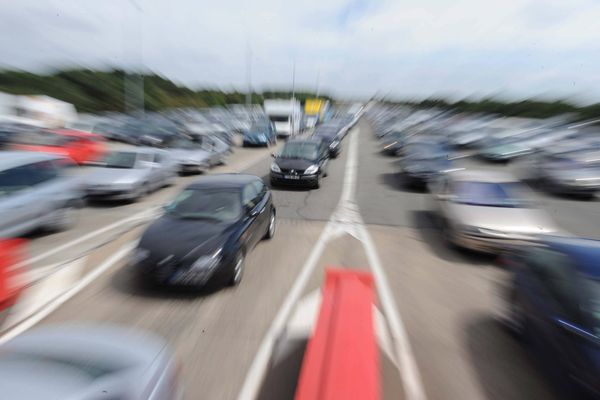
[0, 242, 134, 345]
[18, 210, 153, 269]
[238, 125, 427, 400]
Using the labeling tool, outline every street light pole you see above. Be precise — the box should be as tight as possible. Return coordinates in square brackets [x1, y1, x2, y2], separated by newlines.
[124, 0, 144, 114]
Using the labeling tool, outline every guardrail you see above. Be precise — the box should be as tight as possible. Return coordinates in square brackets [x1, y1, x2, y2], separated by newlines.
[295, 268, 379, 400]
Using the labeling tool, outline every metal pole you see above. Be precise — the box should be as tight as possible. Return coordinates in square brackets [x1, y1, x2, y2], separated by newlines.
[316, 69, 320, 98]
[291, 60, 296, 101]
[246, 43, 252, 106]
[125, 0, 144, 114]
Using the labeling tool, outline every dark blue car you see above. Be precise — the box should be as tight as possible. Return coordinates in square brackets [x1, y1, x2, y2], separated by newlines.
[243, 121, 276, 147]
[400, 140, 453, 187]
[505, 236, 600, 397]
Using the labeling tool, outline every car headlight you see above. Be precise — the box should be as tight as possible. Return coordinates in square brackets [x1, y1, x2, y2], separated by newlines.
[190, 249, 222, 272]
[304, 164, 319, 175]
[259, 134, 267, 141]
[271, 162, 281, 173]
[130, 247, 150, 264]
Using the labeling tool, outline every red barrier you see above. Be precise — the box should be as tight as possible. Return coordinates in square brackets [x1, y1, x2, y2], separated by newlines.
[295, 268, 379, 400]
[0, 239, 26, 312]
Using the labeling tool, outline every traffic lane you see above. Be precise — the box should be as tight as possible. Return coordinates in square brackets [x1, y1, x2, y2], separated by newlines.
[23, 144, 280, 267]
[457, 155, 600, 239]
[37, 219, 329, 400]
[355, 119, 429, 227]
[244, 139, 349, 221]
[369, 224, 558, 400]
[355, 124, 557, 399]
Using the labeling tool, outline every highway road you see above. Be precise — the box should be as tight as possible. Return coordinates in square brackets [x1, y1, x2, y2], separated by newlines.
[6, 118, 599, 399]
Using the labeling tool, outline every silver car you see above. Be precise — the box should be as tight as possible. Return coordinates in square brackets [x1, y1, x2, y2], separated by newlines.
[430, 169, 559, 253]
[85, 148, 177, 201]
[0, 152, 84, 238]
[0, 324, 183, 400]
[164, 137, 212, 174]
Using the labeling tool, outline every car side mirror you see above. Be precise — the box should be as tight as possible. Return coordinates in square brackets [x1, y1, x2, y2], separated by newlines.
[246, 205, 259, 217]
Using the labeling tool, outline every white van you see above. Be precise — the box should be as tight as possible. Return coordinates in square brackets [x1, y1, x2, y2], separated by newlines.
[264, 99, 301, 138]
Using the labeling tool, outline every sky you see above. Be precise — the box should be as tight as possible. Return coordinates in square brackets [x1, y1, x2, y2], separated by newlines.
[1, 0, 600, 103]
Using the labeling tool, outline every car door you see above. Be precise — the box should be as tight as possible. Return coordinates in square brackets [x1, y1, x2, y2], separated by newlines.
[23, 160, 67, 233]
[241, 183, 261, 249]
[524, 249, 589, 376]
[0, 163, 44, 237]
[137, 152, 157, 189]
[152, 151, 168, 188]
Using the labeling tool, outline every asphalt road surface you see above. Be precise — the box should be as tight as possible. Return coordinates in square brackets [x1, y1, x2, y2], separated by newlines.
[6, 119, 599, 399]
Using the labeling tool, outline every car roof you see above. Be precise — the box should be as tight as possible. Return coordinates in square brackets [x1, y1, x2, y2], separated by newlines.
[0, 151, 65, 169]
[448, 169, 517, 183]
[542, 236, 600, 278]
[187, 173, 261, 190]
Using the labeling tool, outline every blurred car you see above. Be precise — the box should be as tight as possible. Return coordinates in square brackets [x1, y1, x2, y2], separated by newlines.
[243, 121, 276, 147]
[535, 148, 600, 197]
[505, 236, 600, 398]
[164, 137, 211, 174]
[11, 129, 106, 165]
[195, 134, 231, 166]
[479, 135, 533, 163]
[430, 170, 559, 253]
[0, 152, 83, 238]
[85, 149, 177, 201]
[400, 141, 453, 187]
[132, 174, 276, 287]
[0, 324, 183, 400]
[270, 138, 330, 188]
[380, 131, 404, 156]
[313, 125, 341, 158]
[449, 129, 487, 148]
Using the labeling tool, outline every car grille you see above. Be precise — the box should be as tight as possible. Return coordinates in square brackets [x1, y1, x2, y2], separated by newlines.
[149, 255, 180, 282]
[280, 168, 305, 175]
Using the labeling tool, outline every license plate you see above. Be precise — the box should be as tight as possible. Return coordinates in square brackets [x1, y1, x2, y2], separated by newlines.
[284, 175, 300, 180]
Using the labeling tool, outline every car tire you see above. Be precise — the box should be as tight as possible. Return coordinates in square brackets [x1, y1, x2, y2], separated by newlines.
[264, 209, 276, 240]
[50, 203, 78, 232]
[228, 252, 245, 286]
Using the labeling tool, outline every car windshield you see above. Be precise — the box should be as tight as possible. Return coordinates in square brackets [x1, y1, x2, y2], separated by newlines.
[165, 188, 242, 222]
[101, 151, 138, 169]
[452, 181, 531, 208]
[279, 142, 319, 160]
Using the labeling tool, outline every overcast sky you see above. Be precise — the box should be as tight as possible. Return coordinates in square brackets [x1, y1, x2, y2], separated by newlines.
[1, 0, 599, 102]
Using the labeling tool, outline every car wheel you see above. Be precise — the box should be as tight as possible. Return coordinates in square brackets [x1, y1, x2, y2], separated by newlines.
[264, 209, 276, 240]
[229, 252, 245, 286]
[313, 174, 321, 189]
[51, 204, 78, 232]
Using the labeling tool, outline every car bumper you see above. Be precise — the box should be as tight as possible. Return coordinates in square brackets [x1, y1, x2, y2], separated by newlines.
[243, 138, 270, 146]
[86, 188, 136, 200]
[453, 231, 536, 253]
[134, 259, 233, 287]
[270, 172, 319, 187]
[179, 163, 208, 174]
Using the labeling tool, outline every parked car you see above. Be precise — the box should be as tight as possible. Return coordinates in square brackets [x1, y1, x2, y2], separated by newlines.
[380, 131, 404, 156]
[195, 134, 230, 166]
[313, 125, 341, 158]
[504, 236, 600, 398]
[164, 137, 211, 174]
[430, 169, 559, 253]
[0, 152, 84, 238]
[0, 324, 183, 399]
[478, 135, 533, 163]
[85, 148, 177, 201]
[270, 138, 330, 188]
[400, 141, 453, 187]
[11, 128, 106, 165]
[243, 121, 277, 147]
[535, 148, 600, 197]
[132, 174, 276, 287]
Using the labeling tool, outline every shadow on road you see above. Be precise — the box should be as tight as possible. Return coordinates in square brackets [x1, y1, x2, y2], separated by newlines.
[111, 264, 222, 300]
[410, 210, 494, 266]
[465, 314, 560, 400]
[379, 172, 426, 193]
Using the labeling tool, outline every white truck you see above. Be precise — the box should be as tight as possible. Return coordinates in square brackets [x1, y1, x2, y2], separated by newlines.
[264, 99, 301, 138]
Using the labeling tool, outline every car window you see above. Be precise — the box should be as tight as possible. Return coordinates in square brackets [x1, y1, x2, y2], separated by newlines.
[137, 153, 153, 163]
[242, 183, 259, 208]
[252, 180, 266, 202]
[0, 160, 58, 197]
[527, 248, 580, 320]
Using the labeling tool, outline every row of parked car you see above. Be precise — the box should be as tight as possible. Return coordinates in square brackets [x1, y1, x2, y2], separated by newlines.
[368, 105, 600, 398]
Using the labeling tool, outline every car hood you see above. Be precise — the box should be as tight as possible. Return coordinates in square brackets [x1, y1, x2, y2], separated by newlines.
[139, 215, 231, 261]
[274, 158, 316, 170]
[168, 149, 211, 162]
[85, 167, 146, 186]
[448, 203, 558, 234]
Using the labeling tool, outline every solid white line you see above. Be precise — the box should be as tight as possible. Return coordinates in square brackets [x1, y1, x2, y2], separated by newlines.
[0, 242, 134, 345]
[18, 211, 152, 269]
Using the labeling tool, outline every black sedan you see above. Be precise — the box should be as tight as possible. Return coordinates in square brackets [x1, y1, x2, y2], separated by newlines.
[270, 138, 330, 188]
[313, 126, 341, 158]
[131, 174, 276, 288]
